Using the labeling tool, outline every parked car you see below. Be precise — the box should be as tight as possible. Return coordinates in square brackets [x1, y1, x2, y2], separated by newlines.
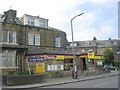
[103, 65, 118, 70]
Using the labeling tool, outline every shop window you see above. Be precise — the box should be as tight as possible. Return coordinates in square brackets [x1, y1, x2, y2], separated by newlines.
[47, 64, 64, 71]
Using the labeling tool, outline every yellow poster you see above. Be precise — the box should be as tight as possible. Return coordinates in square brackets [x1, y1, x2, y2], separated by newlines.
[88, 52, 94, 59]
[36, 62, 45, 74]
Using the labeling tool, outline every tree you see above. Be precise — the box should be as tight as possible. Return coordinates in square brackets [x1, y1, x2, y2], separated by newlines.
[103, 48, 114, 65]
[93, 36, 97, 41]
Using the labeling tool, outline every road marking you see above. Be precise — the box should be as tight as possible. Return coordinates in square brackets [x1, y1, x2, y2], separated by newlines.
[95, 80, 118, 87]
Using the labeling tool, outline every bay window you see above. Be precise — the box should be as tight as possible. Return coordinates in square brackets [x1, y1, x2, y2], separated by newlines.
[1, 50, 16, 67]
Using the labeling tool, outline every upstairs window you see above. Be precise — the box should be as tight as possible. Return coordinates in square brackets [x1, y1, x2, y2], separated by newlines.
[28, 33, 40, 46]
[28, 17, 35, 26]
[28, 33, 34, 45]
[2, 30, 16, 44]
[39, 20, 45, 28]
[70, 42, 77, 46]
[55, 37, 61, 47]
[35, 34, 40, 46]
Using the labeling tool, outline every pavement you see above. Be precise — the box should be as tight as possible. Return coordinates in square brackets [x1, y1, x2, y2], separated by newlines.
[2, 70, 119, 89]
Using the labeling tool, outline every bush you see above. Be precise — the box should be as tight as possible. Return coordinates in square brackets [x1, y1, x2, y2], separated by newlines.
[113, 62, 120, 67]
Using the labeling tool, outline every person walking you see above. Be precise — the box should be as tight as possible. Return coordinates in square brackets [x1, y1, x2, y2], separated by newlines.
[74, 64, 78, 79]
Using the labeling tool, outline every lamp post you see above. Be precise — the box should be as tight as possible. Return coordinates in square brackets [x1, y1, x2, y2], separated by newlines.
[71, 13, 84, 65]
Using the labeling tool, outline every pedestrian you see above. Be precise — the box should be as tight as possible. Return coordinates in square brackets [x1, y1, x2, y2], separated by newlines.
[71, 66, 74, 79]
[74, 64, 78, 79]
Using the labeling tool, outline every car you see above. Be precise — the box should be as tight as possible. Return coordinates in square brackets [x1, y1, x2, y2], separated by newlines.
[103, 65, 118, 70]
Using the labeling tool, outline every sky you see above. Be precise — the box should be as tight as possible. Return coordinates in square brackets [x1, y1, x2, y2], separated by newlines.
[0, 0, 119, 42]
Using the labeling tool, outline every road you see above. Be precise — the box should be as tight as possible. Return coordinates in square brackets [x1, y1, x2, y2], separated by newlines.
[41, 75, 119, 88]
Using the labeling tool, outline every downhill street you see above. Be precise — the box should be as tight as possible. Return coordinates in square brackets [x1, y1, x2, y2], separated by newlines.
[41, 75, 118, 88]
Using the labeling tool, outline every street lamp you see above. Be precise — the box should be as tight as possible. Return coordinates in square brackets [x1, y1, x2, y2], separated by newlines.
[71, 13, 84, 65]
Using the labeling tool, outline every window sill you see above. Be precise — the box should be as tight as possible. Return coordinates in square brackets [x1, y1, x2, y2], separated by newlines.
[0, 67, 20, 70]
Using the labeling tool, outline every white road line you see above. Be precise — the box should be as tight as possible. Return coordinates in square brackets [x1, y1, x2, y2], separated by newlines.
[95, 80, 118, 87]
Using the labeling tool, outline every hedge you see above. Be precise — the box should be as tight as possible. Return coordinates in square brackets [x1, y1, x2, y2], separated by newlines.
[2, 75, 45, 86]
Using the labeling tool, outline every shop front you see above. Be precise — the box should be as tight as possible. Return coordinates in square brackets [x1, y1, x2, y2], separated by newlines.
[27, 55, 45, 74]
[45, 55, 64, 71]
[64, 55, 73, 71]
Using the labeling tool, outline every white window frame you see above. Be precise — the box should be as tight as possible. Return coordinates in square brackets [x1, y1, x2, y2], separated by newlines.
[27, 17, 35, 26]
[28, 33, 40, 46]
[2, 31, 17, 44]
[1, 50, 16, 67]
[28, 33, 34, 45]
[35, 34, 40, 46]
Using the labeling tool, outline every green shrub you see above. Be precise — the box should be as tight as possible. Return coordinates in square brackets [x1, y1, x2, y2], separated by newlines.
[113, 62, 120, 67]
[19, 70, 34, 75]
[6, 75, 45, 86]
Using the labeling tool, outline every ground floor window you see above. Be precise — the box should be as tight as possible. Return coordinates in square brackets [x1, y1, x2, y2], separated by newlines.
[1, 50, 16, 67]
[46, 60, 64, 71]
[47, 64, 64, 71]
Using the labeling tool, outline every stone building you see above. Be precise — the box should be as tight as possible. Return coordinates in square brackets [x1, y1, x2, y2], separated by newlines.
[0, 9, 69, 75]
[67, 37, 120, 62]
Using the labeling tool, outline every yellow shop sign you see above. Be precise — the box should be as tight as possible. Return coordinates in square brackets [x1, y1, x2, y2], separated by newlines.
[45, 55, 64, 60]
[94, 56, 102, 60]
[36, 62, 45, 74]
[55, 55, 64, 60]
[88, 52, 94, 59]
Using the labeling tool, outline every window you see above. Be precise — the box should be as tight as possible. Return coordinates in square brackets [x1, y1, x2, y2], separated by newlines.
[1, 50, 16, 67]
[39, 20, 45, 27]
[2, 30, 8, 42]
[1, 50, 7, 67]
[27, 17, 35, 26]
[35, 34, 40, 45]
[9, 31, 16, 43]
[28, 33, 40, 46]
[70, 42, 77, 46]
[85, 41, 90, 46]
[47, 64, 64, 71]
[7, 51, 15, 66]
[2, 31, 16, 44]
[55, 37, 61, 47]
[28, 33, 34, 45]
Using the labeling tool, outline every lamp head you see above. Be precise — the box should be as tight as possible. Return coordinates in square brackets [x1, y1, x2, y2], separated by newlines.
[78, 13, 84, 16]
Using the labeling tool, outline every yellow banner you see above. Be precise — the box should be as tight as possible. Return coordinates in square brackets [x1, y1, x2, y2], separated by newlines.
[45, 55, 64, 60]
[64, 56, 73, 59]
[88, 52, 94, 59]
[36, 62, 45, 74]
[94, 56, 102, 60]
[55, 55, 64, 60]
[80, 55, 87, 58]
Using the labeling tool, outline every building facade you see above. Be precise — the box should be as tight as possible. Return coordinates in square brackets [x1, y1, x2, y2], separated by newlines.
[0, 9, 68, 75]
[67, 38, 120, 62]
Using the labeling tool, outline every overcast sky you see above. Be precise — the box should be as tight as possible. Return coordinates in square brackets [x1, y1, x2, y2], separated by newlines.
[0, 0, 119, 42]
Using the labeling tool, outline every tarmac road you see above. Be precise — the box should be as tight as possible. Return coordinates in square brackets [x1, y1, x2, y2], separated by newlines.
[41, 75, 119, 88]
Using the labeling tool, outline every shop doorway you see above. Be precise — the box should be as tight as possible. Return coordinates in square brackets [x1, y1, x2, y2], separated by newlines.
[64, 59, 73, 71]
[82, 58, 87, 70]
